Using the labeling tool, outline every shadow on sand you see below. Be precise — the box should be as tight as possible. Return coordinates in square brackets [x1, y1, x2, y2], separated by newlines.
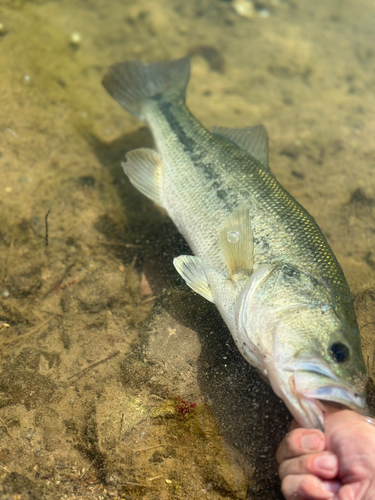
[90, 127, 292, 499]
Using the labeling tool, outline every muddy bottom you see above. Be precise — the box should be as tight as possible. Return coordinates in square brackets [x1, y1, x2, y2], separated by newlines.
[1, 0, 375, 499]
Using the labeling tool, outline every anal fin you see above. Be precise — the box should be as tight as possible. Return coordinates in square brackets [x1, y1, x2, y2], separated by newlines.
[173, 255, 214, 303]
[219, 204, 254, 279]
[122, 148, 163, 206]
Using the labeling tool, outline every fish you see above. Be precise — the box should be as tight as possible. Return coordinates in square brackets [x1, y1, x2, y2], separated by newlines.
[102, 57, 367, 429]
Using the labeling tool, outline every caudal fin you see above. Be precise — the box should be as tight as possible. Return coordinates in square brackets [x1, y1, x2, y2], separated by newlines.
[102, 57, 190, 121]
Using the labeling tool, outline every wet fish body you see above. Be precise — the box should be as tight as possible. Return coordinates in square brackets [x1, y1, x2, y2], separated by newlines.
[103, 57, 367, 428]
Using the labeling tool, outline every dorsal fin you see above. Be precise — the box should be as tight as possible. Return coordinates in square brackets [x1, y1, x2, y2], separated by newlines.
[218, 203, 254, 279]
[212, 125, 269, 170]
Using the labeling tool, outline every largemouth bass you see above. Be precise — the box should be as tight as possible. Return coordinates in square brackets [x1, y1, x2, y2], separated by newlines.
[102, 57, 367, 428]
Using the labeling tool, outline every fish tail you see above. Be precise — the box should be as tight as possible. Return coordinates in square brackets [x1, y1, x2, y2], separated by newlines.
[102, 57, 190, 121]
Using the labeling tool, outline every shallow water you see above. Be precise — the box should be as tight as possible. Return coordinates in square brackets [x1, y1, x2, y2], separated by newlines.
[1, 0, 375, 498]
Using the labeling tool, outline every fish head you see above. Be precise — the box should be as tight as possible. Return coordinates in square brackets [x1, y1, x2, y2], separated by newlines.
[236, 264, 368, 429]
[270, 302, 367, 429]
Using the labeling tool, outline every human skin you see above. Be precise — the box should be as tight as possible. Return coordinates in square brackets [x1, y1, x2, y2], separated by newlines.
[276, 408, 375, 499]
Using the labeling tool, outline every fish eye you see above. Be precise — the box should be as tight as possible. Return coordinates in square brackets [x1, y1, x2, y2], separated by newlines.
[329, 342, 349, 363]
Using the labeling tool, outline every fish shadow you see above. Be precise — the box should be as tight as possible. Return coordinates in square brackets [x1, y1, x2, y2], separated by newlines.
[163, 289, 291, 499]
[90, 128, 291, 499]
[89, 128, 190, 291]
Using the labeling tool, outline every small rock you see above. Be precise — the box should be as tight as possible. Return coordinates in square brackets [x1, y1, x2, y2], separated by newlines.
[140, 272, 153, 296]
[69, 31, 82, 48]
[233, 0, 255, 19]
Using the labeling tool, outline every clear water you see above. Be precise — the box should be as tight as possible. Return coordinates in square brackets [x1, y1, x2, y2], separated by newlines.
[0, 1, 375, 498]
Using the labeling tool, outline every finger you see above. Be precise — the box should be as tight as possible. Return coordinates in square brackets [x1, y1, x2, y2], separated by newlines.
[276, 428, 326, 464]
[324, 409, 367, 441]
[281, 474, 341, 500]
[279, 452, 339, 481]
[322, 404, 342, 418]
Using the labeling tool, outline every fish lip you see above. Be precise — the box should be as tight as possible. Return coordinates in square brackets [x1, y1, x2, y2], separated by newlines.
[296, 375, 367, 410]
[291, 360, 339, 381]
[265, 357, 367, 428]
[291, 360, 367, 413]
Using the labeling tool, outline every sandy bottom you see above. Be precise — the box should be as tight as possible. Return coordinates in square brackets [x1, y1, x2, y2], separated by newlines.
[1, 0, 375, 498]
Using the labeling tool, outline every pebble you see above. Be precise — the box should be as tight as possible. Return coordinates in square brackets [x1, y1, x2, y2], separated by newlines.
[70, 31, 82, 48]
[233, 0, 255, 19]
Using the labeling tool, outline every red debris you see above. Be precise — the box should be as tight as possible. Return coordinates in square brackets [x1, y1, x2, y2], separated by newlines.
[54, 280, 76, 292]
[176, 396, 197, 415]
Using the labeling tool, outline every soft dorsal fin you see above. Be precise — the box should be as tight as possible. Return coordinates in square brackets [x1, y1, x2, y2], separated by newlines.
[219, 204, 254, 279]
[212, 125, 269, 170]
[122, 148, 163, 206]
[173, 255, 214, 303]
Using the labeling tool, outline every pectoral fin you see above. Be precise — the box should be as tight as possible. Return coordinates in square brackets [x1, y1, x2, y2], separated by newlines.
[212, 125, 269, 170]
[122, 148, 163, 206]
[219, 204, 254, 279]
[173, 255, 214, 303]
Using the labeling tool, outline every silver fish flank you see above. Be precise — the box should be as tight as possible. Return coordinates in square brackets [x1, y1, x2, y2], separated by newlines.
[102, 57, 367, 429]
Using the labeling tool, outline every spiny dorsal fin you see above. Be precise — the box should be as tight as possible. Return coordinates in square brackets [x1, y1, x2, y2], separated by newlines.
[122, 148, 163, 206]
[173, 255, 214, 303]
[212, 125, 269, 170]
[219, 204, 254, 279]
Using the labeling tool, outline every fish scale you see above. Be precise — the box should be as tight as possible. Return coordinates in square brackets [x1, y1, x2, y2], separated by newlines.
[148, 98, 350, 299]
[103, 56, 367, 428]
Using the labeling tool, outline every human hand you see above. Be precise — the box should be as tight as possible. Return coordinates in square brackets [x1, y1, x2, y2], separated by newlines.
[276, 409, 375, 499]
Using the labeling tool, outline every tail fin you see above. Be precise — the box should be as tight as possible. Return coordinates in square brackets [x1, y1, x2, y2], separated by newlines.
[102, 57, 190, 121]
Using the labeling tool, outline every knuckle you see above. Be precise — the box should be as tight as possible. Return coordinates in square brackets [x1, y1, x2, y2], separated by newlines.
[285, 429, 305, 455]
[281, 475, 294, 497]
[299, 454, 315, 474]
[278, 454, 315, 481]
[281, 475, 302, 500]
[297, 475, 312, 494]
[278, 460, 288, 480]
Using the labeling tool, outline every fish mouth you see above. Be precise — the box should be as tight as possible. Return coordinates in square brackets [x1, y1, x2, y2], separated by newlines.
[291, 360, 367, 428]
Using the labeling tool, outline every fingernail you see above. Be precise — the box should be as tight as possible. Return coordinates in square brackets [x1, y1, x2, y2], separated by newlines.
[301, 433, 321, 450]
[316, 455, 338, 471]
[322, 480, 341, 493]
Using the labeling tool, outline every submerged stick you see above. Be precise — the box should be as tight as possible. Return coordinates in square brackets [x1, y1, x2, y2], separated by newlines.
[45, 209, 51, 247]
[133, 444, 181, 453]
[0, 323, 10, 333]
[68, 351, 120, 381]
